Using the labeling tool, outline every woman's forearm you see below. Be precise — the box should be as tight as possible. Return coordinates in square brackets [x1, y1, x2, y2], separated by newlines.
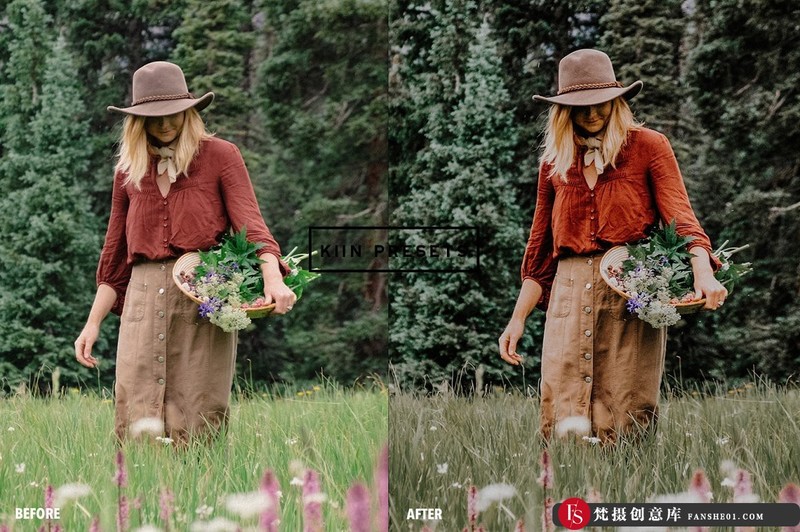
[259, 253, 284, 284]
[86, 284, 118, 326]
[511, 278, 544, 322]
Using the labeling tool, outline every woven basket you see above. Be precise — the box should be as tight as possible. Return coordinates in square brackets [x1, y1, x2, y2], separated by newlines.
[173, 252, 275, 319]
[599, 246, 706, 314]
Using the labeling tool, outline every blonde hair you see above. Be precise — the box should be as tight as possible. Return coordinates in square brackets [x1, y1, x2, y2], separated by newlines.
[115, 107, 214, 189]
[540, 97, 641, 182]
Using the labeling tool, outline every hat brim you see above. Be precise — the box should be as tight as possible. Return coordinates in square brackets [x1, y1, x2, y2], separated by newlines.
[107, 92, 214, 116]
[532, 81, 642, 106]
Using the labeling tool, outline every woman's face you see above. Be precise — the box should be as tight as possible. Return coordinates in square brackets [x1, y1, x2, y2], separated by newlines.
[145, 112, 185, 145]
[571, 101, 613, 135]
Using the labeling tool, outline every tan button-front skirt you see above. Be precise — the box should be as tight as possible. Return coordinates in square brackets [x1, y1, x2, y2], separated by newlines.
[540, 254, 667, 443]
[114, 259, 237, 443]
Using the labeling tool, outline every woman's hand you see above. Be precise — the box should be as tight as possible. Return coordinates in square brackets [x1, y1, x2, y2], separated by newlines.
[690, 247, 728, 310]
[263, 280, 297, 315]
[75, 323, 100, 368]
[499, 318, 526, 366]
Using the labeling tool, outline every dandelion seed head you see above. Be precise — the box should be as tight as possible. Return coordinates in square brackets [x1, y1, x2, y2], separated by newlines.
[476, 483, 517, 512]
[554, 416, 592, 437]
[225, 491, 271, 519]
[436, 463, 448, 474]
[189, 517, 239, 532]
[719, 459, 737, 476]
[650, 491, 705, 504]
[288, 459, 305, 477]
[194, 505, 214, 519]
[54, 483, 91, 507]
[130, 417, 164, 438]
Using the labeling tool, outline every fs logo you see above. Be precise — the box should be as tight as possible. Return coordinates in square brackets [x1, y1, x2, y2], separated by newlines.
[557, 497, 590, 530]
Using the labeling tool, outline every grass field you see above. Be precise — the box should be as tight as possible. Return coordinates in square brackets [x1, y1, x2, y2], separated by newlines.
[389, 381, 800, 531]
[0, 383, 388, 530]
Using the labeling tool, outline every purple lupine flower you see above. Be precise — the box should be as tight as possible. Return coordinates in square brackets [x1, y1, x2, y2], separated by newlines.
[89, 516, 102, 532]
[198, 297, 223, 318]
[45, 484, 54, 509]
[346, 483, 370, 532]
[0, 525, 9, 532]
[376, 445, 388, 532]
[733, 469, 757, 503]
[467, 485, 478, 529]
[260, 469, 281, 532]
[536, 450, 554, 490]
[302, 469, 323, 532]
[688, 469, 712, 532]
[159, 488, 174, 527]
[779, 483, 800, 532]
[514, 521, 525, 532]
[117, 494, 129, 532]
[626, 295, 645, 312]
[542, 496, 555, 532]
[114, 450, 127, 488]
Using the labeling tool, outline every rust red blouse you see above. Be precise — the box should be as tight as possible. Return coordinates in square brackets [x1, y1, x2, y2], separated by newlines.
[521, 127, 718, 311]
[97, 137, 285, 315]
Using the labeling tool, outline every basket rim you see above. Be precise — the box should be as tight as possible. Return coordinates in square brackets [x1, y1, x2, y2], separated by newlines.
[172, 251, 276, 316]
[599, 245, 706, 311]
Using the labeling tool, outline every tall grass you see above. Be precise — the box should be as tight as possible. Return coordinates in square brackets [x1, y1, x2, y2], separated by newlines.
[389, 380, 800, 530]
[0, 383, 388, 530]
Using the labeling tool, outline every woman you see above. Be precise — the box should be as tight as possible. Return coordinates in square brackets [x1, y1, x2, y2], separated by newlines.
[498, 49, 726, 443]
[74, 61, 296, 443]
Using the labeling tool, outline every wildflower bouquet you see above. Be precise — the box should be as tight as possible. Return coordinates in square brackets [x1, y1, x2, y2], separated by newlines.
[175, 227, 320, 332]
[602, 220, 751, 328]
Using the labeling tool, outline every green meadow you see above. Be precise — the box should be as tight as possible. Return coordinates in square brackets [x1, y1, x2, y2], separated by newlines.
[0, 384, 388, 530]
[390, 381, 800, 531]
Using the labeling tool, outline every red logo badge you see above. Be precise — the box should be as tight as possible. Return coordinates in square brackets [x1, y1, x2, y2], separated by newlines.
[557, 497, 590, 530]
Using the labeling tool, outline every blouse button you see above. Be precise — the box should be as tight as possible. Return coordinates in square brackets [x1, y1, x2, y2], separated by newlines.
[158, 333, 165, 341]
[583, 306, 592, 314]
[585, 283, 592, 290]
[162, 200, 167, 206]
[584, 330, 592, 337]
[584, 376, 592, 383]
[158, 356, 165, 363]
[160, 264, 165, 271]
[158, 378, 165, 385]
[158, 310, 165, 318]
[587, 258, 593, 265]
[158, 288, 165, 294]
[163, 223, 168, 227]
[584, 353, 592, 360]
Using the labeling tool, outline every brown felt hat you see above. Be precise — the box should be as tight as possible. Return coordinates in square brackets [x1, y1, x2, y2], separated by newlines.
[533, 49, 642, 106]
[107, 61, 214, 117]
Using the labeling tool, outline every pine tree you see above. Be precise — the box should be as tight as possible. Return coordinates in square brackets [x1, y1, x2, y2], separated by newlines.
[599, 0, 686, 138]
[0, 33, 102, 391]
[390, 10, 527, 391]
[171, 0, 255, 144]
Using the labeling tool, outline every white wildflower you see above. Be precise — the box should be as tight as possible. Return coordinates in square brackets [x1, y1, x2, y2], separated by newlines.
[7, 427, 15, 432]
[721, 478, 736, 488]
[289, 477, 304, 487]
[476, 483, 517, 512]
[650, 491, 705, 504]
[15, 463, 25, 473]
[285, 437, 298, 445]
[54, 483, 91, 507]
[716, 436, 730, 446]
[436, 463, 448, 474]
[130, 417, 164, 438]
[189, 517, 239, 532]
[225, 491, 271, 519]
[288, 459, 305, 476]
[720, 460, 737, 476]
[555, 416, 592, 437]
[155, 436, 174, 445]
[452, 482, 463, 489]
[582, 436, 602, 444]
[304, 493, 328, 505]
[132, 526, 163, 532]
[429, 425, 437, 431]
[195, 505, 214, 519]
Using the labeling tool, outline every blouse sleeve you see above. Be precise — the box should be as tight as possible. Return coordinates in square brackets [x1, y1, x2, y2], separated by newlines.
[219, 142, 289, 276]
[520, 164, 558, 311]
[96, 170, 132, 316]
[648, 133, 721, 270]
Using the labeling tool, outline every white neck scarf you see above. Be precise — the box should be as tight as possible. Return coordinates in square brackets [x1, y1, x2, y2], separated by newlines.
[578, 135, 605, 175]
[151, 142, 180, 183]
